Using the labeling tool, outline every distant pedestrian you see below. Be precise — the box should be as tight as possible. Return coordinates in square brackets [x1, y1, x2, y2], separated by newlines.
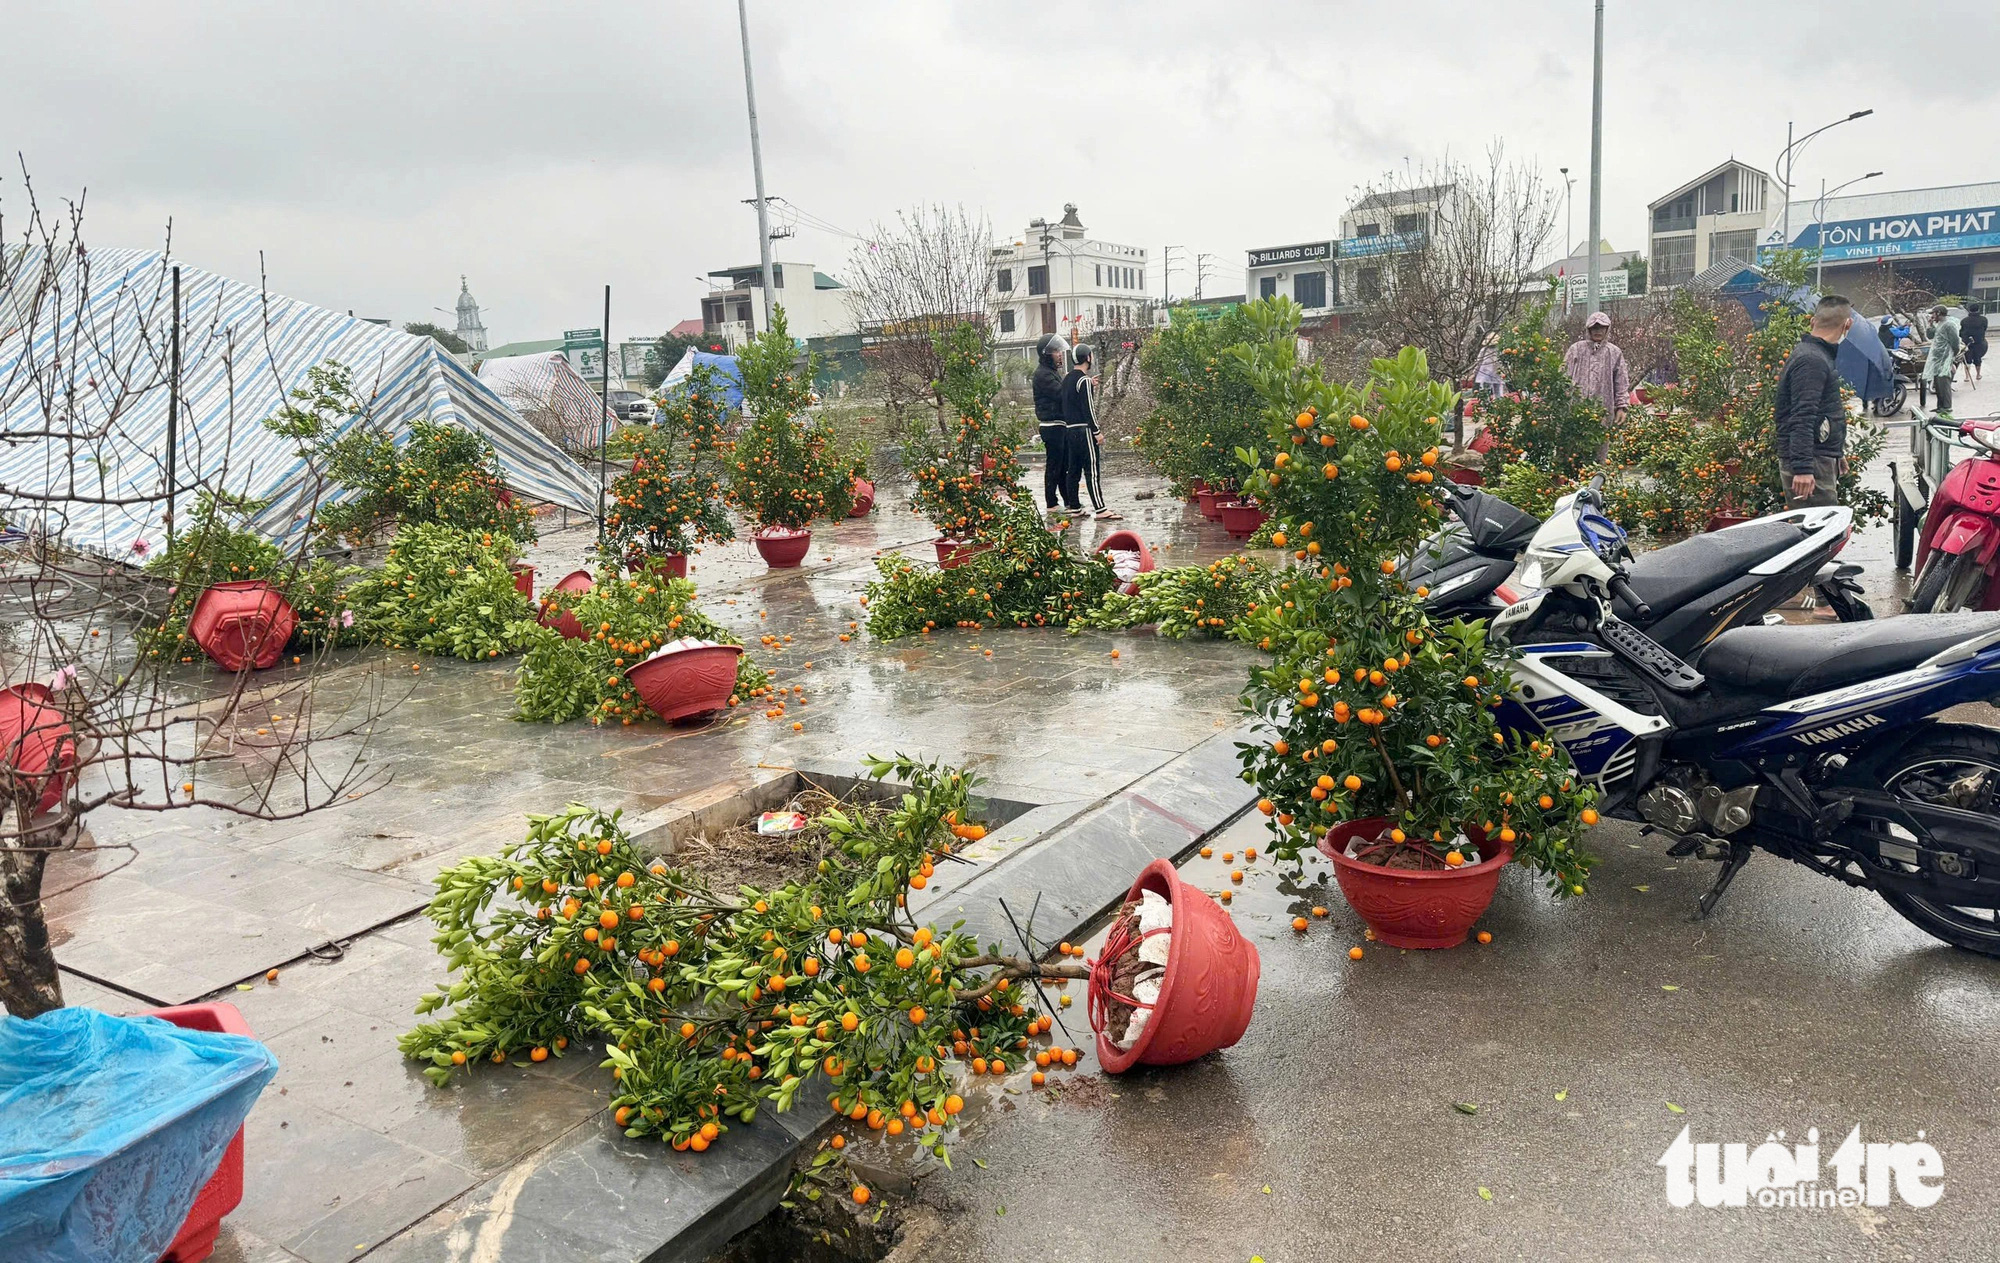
[1774, 294, 1854, 509]
[1563, 312, 1631, 436]
[1877, 315, 1898, 352]
[1032, 335, 1076, 517]
[1961, 302, 1987, 389]
[1924, 304, 1962, 417]
[1061, 342, 1120, 521]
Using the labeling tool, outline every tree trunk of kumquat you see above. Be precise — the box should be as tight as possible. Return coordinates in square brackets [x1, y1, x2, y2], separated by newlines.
[0, 844, 64, 1018]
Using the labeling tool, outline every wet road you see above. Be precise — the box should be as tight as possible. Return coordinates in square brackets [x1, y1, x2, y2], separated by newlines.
[886, 810, 2000, 1263]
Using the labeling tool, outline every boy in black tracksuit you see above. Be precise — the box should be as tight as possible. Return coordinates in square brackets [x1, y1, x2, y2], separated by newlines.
[1060, 343, 1119, 520]
[1031, 336, 1074, 514]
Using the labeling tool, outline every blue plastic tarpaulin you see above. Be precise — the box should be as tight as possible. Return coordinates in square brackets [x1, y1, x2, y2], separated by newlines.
[658, 349, 744, 409]
[0, 1008, 278, 1263]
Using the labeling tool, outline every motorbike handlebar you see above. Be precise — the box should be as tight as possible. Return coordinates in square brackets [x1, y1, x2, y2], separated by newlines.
[1608, 573, 1650, 621]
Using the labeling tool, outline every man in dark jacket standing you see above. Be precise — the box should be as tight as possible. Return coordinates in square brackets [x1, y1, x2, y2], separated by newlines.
[1032, 335, 1075, 517]
[1773, 295, 1853, 508]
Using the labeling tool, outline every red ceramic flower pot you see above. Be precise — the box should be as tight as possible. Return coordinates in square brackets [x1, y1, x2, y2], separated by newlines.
[538, 570, 593, 640]
[1095, 529, 1156, 595]
[0, 682, 76, 817]
[1216, 500, 1267, 540]
[145, 1002, 257, 1263]
[848, 477, 876, 517]
[624, 643, 743, 723]
[754, 526, 812, 568]
[510, 563, 535, 598]
[1318, 818, 1512, 949]
[1444, 467, 1485, 488]
[189, 581, 298, 672]
[1194, 488, 1223, 520]
[1089, 858, 1261, 1074]
[630, 552, 688, 581]
[934, 538, 991, 569]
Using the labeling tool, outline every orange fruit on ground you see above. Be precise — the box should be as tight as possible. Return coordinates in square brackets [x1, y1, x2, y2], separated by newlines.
[689, 1134, 709, 1152]
[1311, 906, 1328, 917]
[1230, 870, 1244, 884]
[1292, 917, 1309, 932]
[886, 1119, 904, 1136]
[1199, 847, 1212, 858]
[530, 1046, 549, 1062]
[830, 1134, 845, 1150]
[971, 1057, 987, 1074]
[1032, 1071, 1046, 1087]
[1477, 930, 1493, 944]
[1060, 1048, 1079, 1067]
[1349, 946, 1365, 959]
[853, 1186, 871, 1205]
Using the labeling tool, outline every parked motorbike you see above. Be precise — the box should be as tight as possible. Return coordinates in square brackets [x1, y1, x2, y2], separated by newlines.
[1487, 478, 2000, 955]
[1908, 415, 2000, 614]
[1869, 343, 1927, 418]
[1404, 480, 1872, 657]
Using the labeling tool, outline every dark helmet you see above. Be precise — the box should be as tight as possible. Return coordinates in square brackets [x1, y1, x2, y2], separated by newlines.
[1072, 341, 1095, 365]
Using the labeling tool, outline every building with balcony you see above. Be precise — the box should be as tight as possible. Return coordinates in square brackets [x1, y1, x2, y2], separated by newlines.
[989, 204, 1149, 360]
[698, 261, 855, 347]
[1240, 185, 1451, 329]
[1647, 160, 1774, 290]
[1244, 240, 1338, 316]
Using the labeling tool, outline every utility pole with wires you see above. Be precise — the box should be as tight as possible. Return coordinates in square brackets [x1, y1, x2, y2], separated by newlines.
[1161, 245, 1181, 305]
[1195, 253, 1219, 300]
[735, 0, 776, 330]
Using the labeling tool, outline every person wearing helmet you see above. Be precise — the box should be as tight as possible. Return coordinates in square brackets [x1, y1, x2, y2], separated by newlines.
[1060, 341, 1120, 520]
[1033, 335, 1076, 517]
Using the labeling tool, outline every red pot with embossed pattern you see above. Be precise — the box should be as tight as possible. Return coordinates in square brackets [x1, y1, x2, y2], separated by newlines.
[538, 569, 594, 640]
[1318, 817, 1510, 949]
[624, 643, 742, 723]
[1090, 858, 1261, 1073]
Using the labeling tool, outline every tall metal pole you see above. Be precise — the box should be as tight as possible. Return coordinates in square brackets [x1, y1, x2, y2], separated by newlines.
[1586, 0, 1605, 317]
[598, 284, 610, 548]
[736, 0, 775, 331]
[166, 265, 181, 550]
[1560, 168, 1573, 314]
[1781, 120, 1794, 242]
[1816, 178, 1827, 292]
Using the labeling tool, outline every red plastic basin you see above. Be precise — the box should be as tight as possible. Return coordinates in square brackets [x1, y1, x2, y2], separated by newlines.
[849, 477, 876, 517]
[1095, 530, 1156, 595]
[143, 1002, 256, 1263]
[1318, 818, 1511, 949]
[624, 642, 743, 723]
[1090, 858, 1261, 1073]
[753, 527, 812, 568]
[537, 570, 594, 640]
[0, 682, 76, 816]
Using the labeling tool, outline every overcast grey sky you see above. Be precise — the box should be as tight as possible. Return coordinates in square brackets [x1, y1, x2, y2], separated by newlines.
[5, 1, 1991, 344]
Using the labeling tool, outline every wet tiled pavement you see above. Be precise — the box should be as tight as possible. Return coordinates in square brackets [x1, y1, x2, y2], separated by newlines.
[49, 456, 1265, 1262]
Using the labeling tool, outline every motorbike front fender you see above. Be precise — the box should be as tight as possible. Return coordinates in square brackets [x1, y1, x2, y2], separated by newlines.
[1931, 511, 2000, 567]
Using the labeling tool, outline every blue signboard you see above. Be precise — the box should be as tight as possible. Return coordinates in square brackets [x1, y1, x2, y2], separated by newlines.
[1763, 205, 2000, 263]
[1339, 231, 1423, 258]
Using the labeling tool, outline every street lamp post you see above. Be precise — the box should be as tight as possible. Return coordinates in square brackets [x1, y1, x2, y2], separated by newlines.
[1813, 171, 1883, 291]
[736, 0, 776, 330]
[1586, 0, 1605, 316]
[1560, 166, 1574, 314]
[1774, 109, 1873, 244]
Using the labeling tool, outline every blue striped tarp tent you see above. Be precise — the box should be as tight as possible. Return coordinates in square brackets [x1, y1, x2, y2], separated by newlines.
[476, 351, 615, 453]
[0, 247, 600, 561]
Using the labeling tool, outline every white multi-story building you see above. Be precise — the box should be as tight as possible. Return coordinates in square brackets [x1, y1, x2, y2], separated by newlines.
[1241, 185, 1454, 325]
[989, 205, 1149, 360]
[1647, 160, 1775, 290]
[698, 261, 855, 347]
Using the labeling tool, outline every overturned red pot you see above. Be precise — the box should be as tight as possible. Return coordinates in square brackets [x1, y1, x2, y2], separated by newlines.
[624, 641, 743, 723]
[848, 477, 876, 517]
[190, 581, 298, 671]
[0, 682, 76, 817]
[510, 563, 535, 598]
[1319, 817, 1511, 949]
[1089, 858, 1261, 1073]
[1095, 529, 1155, 595]
[538, 569, 594, 640]
[754, 526, 812, 568]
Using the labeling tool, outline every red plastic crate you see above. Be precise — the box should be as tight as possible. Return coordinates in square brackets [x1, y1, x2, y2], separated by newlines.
[141, 1003, 256, 1263]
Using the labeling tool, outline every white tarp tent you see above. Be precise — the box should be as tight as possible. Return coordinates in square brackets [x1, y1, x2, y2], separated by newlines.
[0, 248, 600, 559]
[476, 351, 615, 452]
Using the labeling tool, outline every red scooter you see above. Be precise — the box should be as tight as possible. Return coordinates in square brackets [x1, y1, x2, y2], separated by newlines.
[1910, 415, 2000, 613]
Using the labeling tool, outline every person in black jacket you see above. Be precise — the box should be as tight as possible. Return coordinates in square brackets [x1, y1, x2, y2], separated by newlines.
[1031, 335, 1076, 515]
[1963, 302, 1987, 389]
[1060, 342, 1120, 520]
[1773, 295, 1853, 508]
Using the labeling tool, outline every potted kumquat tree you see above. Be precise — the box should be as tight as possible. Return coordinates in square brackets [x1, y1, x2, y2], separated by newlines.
[607, 363, 736, 580]
[1229, 296, 1600, 948]
[728, 310, 853, 568]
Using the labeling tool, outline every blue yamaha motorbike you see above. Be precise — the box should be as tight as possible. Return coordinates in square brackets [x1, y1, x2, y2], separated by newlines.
[1489, 479, 2000, 955]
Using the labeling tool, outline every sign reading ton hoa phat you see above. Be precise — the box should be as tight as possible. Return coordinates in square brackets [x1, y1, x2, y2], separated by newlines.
[1765, 206, 2000, 263]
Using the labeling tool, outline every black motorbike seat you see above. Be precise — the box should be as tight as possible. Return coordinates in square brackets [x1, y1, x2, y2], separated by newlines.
[1614, 521, 1808, 621]
[1697, 611, 2000, 695]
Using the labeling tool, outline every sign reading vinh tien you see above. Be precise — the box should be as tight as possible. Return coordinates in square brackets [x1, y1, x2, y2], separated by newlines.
[1766, 205, 2000, 263]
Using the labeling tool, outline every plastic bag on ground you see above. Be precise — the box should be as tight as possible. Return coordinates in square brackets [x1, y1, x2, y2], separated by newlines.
[0, 1007, 278, 1263]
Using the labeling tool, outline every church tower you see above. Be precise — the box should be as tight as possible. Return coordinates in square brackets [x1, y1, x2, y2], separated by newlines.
[454, 276, 488, 352]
